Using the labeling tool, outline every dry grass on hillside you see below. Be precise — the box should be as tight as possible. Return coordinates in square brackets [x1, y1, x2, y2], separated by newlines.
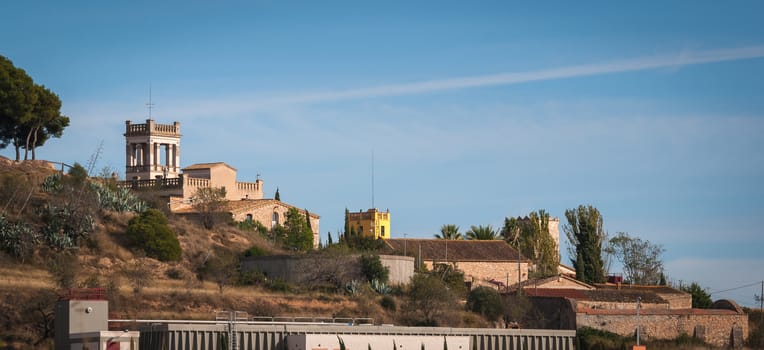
[0, 159, 404, 349]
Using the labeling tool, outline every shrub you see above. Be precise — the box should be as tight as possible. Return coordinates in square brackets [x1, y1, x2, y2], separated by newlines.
[576, 327, 628, 350]
[430, 263, 467, 298]
[237, 269, 266, 286]
[238, 219, 267, 234]
[380, 295, 397, 311]
[243, 245, 267, 257]
[360, 254, 389, 283]
[466, 286, 504, 321]
[126, 209, 181, 261]
[165, 268, 184, 280]
[267, 279, 292, 293]
[67, 162, 88, 183]
[402, 273, 457, 326]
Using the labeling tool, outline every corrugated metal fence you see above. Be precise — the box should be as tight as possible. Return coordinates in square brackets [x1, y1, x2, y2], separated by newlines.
[138, 323, 575, 350]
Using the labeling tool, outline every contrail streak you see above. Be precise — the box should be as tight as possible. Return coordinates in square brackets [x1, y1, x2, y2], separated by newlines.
[161, 45, 764, 117]
[268, 45, 764, 104]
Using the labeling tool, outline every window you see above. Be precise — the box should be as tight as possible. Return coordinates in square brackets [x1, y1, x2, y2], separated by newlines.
[381, 226, 385, 236]
[271, 212, 279, 229]
[245, 214, 253, 222]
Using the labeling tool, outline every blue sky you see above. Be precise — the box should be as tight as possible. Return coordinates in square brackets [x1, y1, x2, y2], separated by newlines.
[2, 1, 763, 306]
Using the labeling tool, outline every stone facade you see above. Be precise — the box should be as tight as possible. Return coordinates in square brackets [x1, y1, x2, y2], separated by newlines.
[576, 307, 747, 348]
[517, 285, 747, 348]
[120, 119, 319, 247]
[180, 162, 263, 202]
[228, 199, 320, 248]
[424, 260, 530, 289]
[124, 119, 181, 180]
[384, 239, 531, 289]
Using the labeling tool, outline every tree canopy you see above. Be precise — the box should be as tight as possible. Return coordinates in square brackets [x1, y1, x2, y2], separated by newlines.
[606, 232, 665, 285]
[501, 210, 560, 278]
[564, 205, 607, 284]
[465, 225, 498, 240]
[681, 282, 713, 309]
[0, 55, 69, 160]
[191, 187, 227, 229]
[434, 224, 462, 240]
[278, 207, 314, 251]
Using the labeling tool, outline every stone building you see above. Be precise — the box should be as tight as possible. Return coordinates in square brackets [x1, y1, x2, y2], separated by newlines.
[383, 239, 531, 288]
[124, 119, 181, 180]
[510, 284, 747, 348]
[120, 119, 320, 247]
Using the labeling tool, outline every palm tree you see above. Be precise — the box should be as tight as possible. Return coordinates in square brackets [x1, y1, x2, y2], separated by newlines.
[465, 225, 498, 240]
[434, 224, 463, 240]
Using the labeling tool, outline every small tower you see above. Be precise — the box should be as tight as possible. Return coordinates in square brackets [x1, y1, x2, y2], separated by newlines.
[124, 119, 181, 180]
[346, 208, 391, 239]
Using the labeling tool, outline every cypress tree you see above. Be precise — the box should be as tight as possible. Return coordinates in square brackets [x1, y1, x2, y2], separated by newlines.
[564, 205, 606, 284]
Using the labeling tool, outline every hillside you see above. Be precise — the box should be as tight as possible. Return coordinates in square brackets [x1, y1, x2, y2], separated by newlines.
[0, 158, 487, 349]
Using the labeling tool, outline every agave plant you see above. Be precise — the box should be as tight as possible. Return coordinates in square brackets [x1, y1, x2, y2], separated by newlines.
[41, 173, 63, 193]
[0, 215, 38, 259]
[89, 181, 147, 213]
[370, 278, 391, 295]
[345, 280, 363, 296]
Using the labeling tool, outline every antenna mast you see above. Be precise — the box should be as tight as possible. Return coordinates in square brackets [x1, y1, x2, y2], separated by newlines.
[146, 83, 155, 120]
[371, 150, 375, 209]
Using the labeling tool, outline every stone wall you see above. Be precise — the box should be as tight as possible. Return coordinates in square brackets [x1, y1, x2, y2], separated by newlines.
[577, 300, 671, 311]
[242, 254, 412, 286]
[424, 261, 529, 288]
[576, 308, 748, 348]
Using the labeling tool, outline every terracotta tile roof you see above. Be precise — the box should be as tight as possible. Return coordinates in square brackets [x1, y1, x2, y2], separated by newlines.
[383, 239, 527, 262]
[225, 199, 320, 219]
[593, 283, 687, 294]
[578, 307, 740, 316]
[172, 199, 320, 219]
[522, 288, 590, 300]
[520, 288, 667, 304]
[514, 274, 595, 290]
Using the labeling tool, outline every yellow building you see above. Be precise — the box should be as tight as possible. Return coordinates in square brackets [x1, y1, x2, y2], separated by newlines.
[347, 208, 390, 239]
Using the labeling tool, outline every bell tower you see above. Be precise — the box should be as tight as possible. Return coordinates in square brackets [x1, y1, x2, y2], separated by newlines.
[124, 119, 181, 180]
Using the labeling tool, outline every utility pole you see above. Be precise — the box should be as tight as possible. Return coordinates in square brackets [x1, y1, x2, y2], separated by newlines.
[636, 297, 641, 347]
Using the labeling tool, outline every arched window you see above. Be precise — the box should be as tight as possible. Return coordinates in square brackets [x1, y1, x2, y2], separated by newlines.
[245, 214, 253, 222]
[271, 211, 279, 230]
